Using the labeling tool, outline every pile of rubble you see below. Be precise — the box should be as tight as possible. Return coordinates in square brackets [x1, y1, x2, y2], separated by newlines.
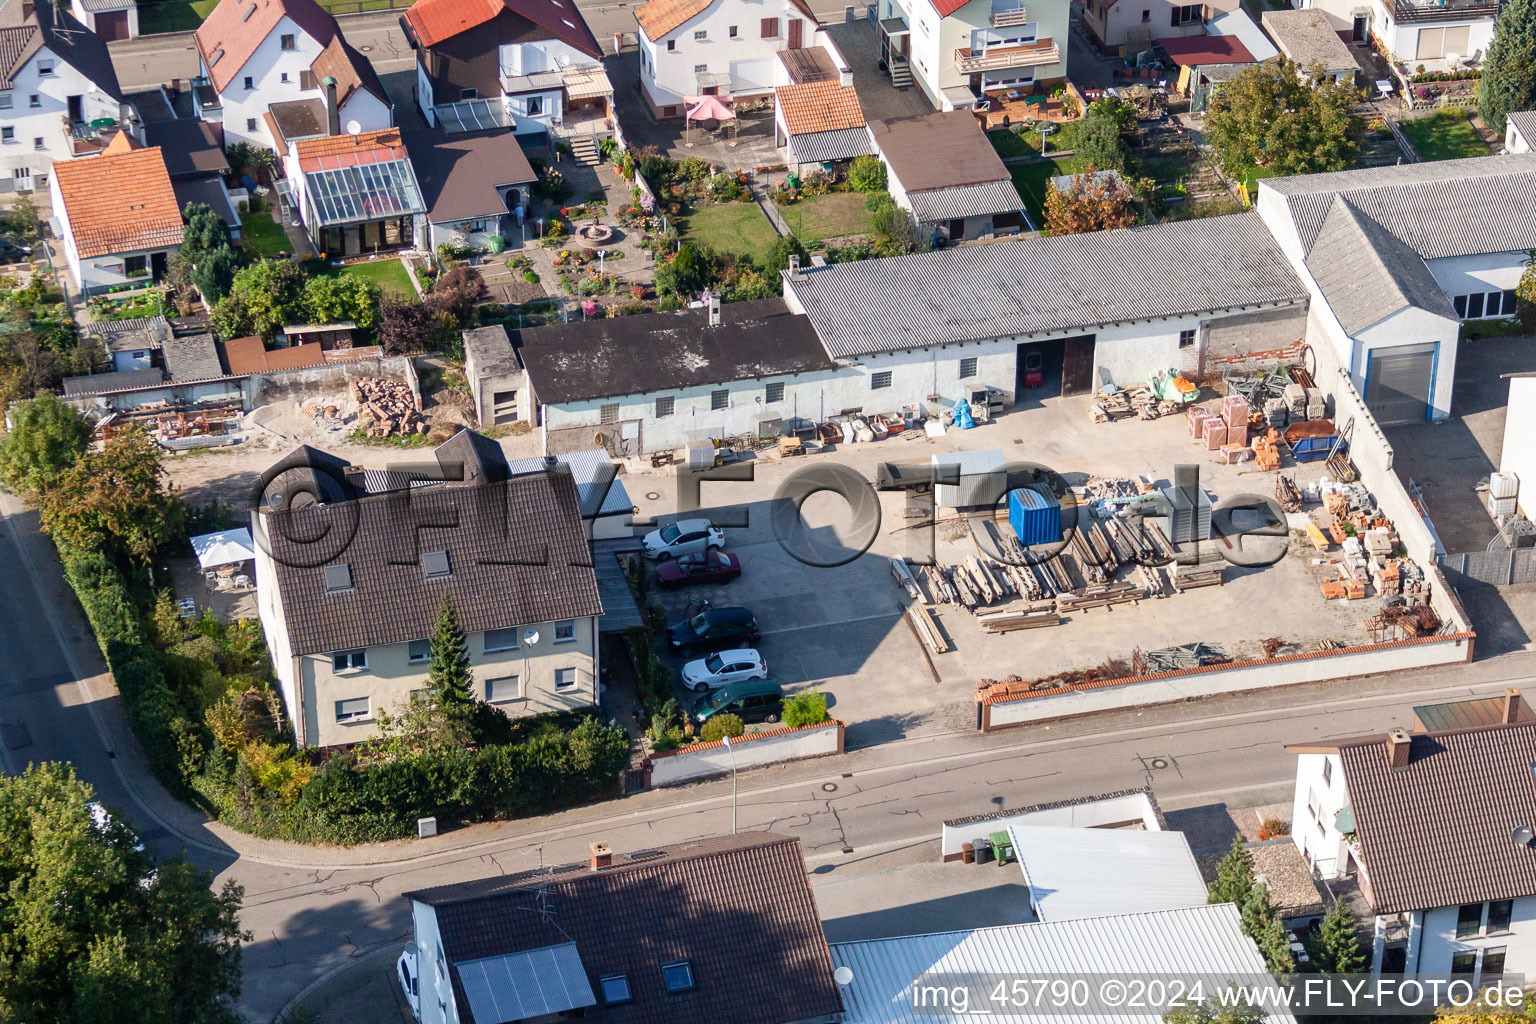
[353, 377, 424, 437]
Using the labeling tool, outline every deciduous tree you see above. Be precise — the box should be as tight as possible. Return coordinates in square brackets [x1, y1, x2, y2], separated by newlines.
[1044, 170, 1139, 235]
[209, 259, 306, 339]
[40, 425, 184, 565]
[0, 763, 248, 1024]
[1478, 0, 1536, 134]
[0, 392, 88, 494]
[1206, 58, 1360, 179]
[304, 274, 382, 333]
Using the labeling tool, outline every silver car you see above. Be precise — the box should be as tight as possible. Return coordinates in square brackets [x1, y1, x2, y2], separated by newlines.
[681, 648, 767, 692]
[643, 519, 725, 560]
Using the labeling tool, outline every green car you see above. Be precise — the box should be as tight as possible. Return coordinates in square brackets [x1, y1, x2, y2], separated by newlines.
[692, 679, 784, 725]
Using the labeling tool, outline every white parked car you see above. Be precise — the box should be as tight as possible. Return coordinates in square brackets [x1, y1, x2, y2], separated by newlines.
[643, 519, 724, 560]
[397, 949, 420, 1020]
[681, 648, 767, 692]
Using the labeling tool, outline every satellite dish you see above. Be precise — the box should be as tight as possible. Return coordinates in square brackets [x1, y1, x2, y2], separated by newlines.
[522, 628, 541, 646]
[834, 967, 854, 986]
[345, 119, 362, 136]
[1514, 825, 1534, 848]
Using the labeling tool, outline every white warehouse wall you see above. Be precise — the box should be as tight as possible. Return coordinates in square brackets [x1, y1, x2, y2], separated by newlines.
[1500, 377, 1536, 519]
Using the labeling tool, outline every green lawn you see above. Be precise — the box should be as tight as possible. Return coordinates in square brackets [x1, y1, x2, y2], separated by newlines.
[1398, 109, 1490, 162]
[783, 192, 872, 244]
[138, 0, 395, 32]
[679, 201, 780, 256]
[240, 211, 293, 257]
[312, 257, 417, 298]
[988, 129, 1042, 159]
[1009, 157, 1089, 227]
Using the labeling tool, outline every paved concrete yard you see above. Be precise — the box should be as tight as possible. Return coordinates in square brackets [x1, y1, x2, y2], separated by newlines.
[1384, 333, 1533, 554]
[296, 948, 412, 1024]
[638, 390, 1381, 748]
[823, 21, 937, 123]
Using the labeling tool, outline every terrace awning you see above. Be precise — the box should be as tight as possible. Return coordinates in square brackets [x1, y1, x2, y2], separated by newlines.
[191, 527, 256, 568]
[563, 63, 613, 100]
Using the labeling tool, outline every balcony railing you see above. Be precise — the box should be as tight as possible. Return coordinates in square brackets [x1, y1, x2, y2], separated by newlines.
[954, 39, 1059, 72]
[1391, 0, 1499, 21]
[991, 1, 1029, 25]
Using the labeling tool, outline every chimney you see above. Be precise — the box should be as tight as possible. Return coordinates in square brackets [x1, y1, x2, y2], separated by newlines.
[322, 76, 339, 136]
[590, 841, 612, 871]
[787, 254, 802, 277]
[1386, 728, 1411, 768]
[708, 292, 721, 327]
[839, 67, 853, 87]
[1506, 688, 1524, 724]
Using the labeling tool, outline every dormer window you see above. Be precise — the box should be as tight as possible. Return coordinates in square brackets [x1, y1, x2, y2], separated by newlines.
[323, 563, 353, 592]
[242, 2, 257, 19]
[661, 961, 695, 994]
[209, 48, 224, 68]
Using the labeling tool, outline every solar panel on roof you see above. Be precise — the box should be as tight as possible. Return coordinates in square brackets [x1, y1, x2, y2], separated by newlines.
[456, 943, 597, 1023]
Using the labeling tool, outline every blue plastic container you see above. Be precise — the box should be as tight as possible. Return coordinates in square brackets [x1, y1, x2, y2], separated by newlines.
[1008, 485, 1062, 547]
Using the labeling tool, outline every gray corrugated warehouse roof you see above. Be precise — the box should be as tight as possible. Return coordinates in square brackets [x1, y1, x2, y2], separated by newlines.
[1306, 194, 1457, 333]
[906, 179, 1023, 222]
[1261, 153, 1536, 259]
[785, 211, 1306, 358]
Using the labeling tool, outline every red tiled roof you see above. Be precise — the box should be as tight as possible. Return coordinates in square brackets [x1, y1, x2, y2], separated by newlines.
[774, 80, 865, 136]
[295, 127, 407, 170]
[52, 147, 183, 259]
[1154, 34, 1256, 65]
[194, 0, 340, 94]
[637, 0, 816, 40]
[401, 0, 600, 57]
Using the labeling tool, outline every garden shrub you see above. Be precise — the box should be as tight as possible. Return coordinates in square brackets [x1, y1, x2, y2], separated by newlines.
[782, 689, 829, 728]
[700, 714, 744, 742]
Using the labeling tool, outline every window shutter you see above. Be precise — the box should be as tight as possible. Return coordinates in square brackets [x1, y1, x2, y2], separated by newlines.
[1202, 4, 1210, 20]
[1170, 6, 1180, 26]
[761, 16, 778, 36]
[300, 69, 316, 90]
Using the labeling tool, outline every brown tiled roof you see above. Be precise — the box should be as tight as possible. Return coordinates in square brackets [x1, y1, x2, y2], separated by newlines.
[405, 833, 843, 1024]
[402, 127, 535, 224]
[309, 33, 388, 107]
[295, 127, 406, 163]
[222, 335, 327, 373]
[401, 0, 601, 57]
[774, 80, 865, 137]
[52, 147, 184, 259]
[264, 462, 602, 655]
[869, 111, 1011, 190]
[1338, 722, 1536, 914]
[194, 0, 340, 94]
[637, 0, 815, 38]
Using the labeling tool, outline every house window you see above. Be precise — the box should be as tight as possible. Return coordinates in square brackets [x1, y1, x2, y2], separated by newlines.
[554, 667, 579, 691]
[332, 649, 367, 673]
[661, 961, 695, 993]
[300, 69, 316, 90]
[334, 696, 371, 722]
[1451, 951, 1478, 975]
[123, 254, 147, 277]
[1306, 789, 1319, 820]
[655, 396, 675, 418]
[554, 620, 576, 643]
[1455, 903, 1483, 939]
[871, 370, 893, 390]
[280, 72, 290, 83]
[599, 402, 619, 424]
[486, 675, 521, 702]
[667, 39, 676, 50]
[281, 33, 296, 49]
[1482, 947, 1508, 983]
[1141, 8, 1150, 19]
[1171, 2, 1202, 24]
[461, 88, 478, 100]
[324, 564, 353, 592]
[761, 16, 779, 36]
[0, 127, 12, 143]
[31, 137, 42, 151]
[421, 550, 451, 580]
[711, 389, 729, 410]
[37, 61, 52, 76]
[0, 93, 10, 109]
[729, 24, 738, 36]
[244, 75, 254, 90]
[246, 118, 258, 132]
[694, 29, 707, 39]
[1487, 899, 1513, 934]
[526, 95, 543, 116]
[765, 381, 785, 403]
[600, 974, 632, 1005]
[1467, 292, 1485, 319]
[408, 639, 432, 663]
[959, 357, 978, 379]
[1503, 290, 1519, 316]
[693, 63, 708, 73]
[28, 95, 38, 108]
[1321, 757, 1332, 786]
[484, 627, 519, 652]
[1179, 328, 1197, 348]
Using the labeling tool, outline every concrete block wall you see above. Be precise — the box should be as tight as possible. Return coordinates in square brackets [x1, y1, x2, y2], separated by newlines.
[1198, 305, 1308, 378]
[244, 354, 416, 406]
[644, 720, 844, 786]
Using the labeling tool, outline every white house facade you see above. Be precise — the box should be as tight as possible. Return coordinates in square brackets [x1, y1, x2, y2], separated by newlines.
[1298, 0, 1493, 71]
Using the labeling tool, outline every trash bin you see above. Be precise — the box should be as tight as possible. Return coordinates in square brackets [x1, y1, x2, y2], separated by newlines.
[961, 842, 975, 864]
[972, 837, 993, 864]
[990, 830, 1015, 865]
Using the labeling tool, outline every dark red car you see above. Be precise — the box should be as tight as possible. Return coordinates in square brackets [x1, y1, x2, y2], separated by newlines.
[656, 549, 741, 588]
